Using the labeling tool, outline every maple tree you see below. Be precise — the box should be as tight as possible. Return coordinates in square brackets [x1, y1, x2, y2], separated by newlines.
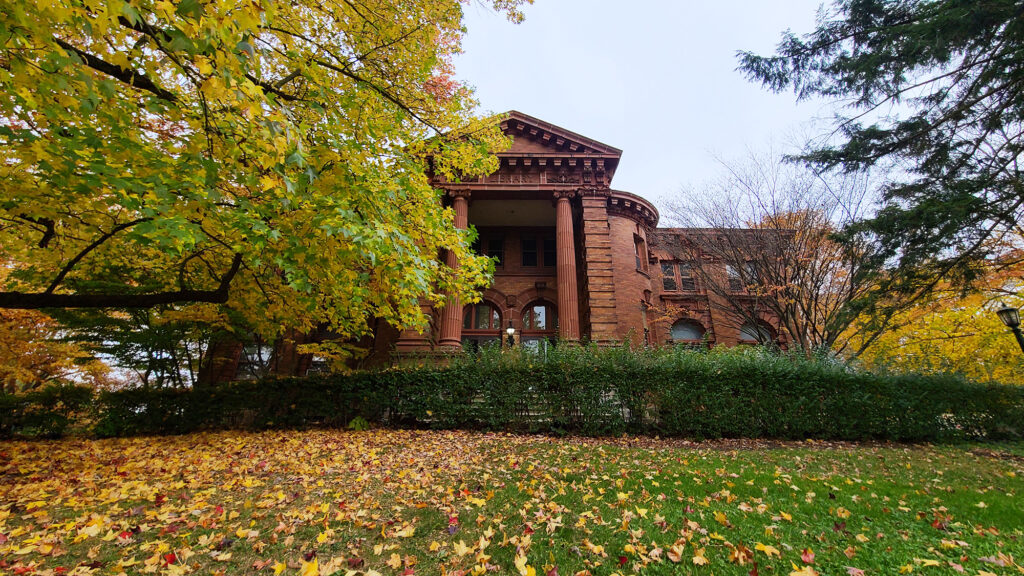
[0, 308, 110, 392]
[844, 263, 1024, 385]
[0, 0, 527, 342]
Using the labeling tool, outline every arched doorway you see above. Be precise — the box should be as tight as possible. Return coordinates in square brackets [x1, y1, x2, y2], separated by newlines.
[520, 300, 557, 352]
[462, 302, 502, 351]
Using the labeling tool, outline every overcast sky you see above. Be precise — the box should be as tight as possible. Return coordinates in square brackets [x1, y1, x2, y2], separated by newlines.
[454, 0, 836, 208]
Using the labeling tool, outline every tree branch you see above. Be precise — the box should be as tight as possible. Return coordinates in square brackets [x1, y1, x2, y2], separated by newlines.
[0, 254, 242, 309]
[54, 38, 178, 103]
[45, 218, 151, 294]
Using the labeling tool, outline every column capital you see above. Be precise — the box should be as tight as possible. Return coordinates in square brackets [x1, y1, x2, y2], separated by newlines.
[552, 190, 577, 200]
[446, 189, 472, 199]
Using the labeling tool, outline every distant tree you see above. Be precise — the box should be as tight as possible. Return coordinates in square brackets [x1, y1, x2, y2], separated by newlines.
[662, 152, 880, 355]
[54, 306, 237, 388]
[738, 0, 1024, 301]
[0, 0, 526, 342]
[844, 261, 1024, 385]
[0, 309, 111, 393]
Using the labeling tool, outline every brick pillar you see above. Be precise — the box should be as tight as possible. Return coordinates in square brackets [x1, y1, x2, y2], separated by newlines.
[555, 191, 581, 342]
[580, 189, 617, 344]
[437, 192, 469, 348]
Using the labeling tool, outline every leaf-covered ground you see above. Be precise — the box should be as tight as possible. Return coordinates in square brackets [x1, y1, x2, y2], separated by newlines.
[1, 431, 1021, 576]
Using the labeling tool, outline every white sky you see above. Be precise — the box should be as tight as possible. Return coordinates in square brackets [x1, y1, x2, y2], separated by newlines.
[455, 0, 836, 208]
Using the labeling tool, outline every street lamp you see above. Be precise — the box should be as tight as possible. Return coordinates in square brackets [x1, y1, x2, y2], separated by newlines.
[996, 303, 1024, 353]
[506, 323, 516, 348]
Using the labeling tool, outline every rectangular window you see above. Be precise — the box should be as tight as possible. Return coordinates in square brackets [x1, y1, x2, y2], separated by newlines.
[635, 237, 647, 271]
[521, 237, 538, 267]
[745, 261, 759, 284]
[661, 262, 677, 291]
[542, 237, 556, 267]
[485, 237, 504, 266]
[679, 263, 696, 291]
[727, 264, 742, 292]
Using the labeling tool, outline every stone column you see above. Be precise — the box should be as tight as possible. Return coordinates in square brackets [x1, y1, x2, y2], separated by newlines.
[437, 191, 470, 348]
[555, 191, 581, 342]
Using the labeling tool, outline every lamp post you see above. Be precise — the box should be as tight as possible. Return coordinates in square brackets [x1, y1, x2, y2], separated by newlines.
[506, 323, 516, 348]
[996, 303, 1024, 354]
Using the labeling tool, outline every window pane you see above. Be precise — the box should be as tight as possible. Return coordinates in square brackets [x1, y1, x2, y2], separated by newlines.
[522, 237, 537, 267]
[671, 320, 705, 341]
[661, 263, 677, 291]
[491, 307, 500, 329]
[463, 307, 472, 329]
[745, 262, 759, 282]
[475, 304, 491, 329]
[739, 322, 770, 342]
[543, 237, 556, 267]
[487, 238, 504, 266]
[532, 305, 547, 329]
[727, 264, 742, 291]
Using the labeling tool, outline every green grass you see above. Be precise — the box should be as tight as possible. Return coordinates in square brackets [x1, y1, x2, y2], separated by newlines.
[0, 431, 1021, 575]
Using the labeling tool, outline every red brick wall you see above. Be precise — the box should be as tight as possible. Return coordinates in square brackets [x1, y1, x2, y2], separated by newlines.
[607, 214, 654, 344]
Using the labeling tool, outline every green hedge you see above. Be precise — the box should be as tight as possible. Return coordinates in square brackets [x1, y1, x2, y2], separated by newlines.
[0, 384, 93, 438]
[2, 346, 1022, 441]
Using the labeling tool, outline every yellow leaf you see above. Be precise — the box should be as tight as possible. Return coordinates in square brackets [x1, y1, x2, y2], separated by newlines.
[692, 548, 709, 566]
[300, 558, 319, 576]
[755, 542, 781, 558]
[789, 562, 819, 576]
[273, 562, 286, 575]
[668, 544, 685, 563]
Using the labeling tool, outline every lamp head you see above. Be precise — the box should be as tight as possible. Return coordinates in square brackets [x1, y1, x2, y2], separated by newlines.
[506, 326, 516, 336]
[996, 303, 1020, 329]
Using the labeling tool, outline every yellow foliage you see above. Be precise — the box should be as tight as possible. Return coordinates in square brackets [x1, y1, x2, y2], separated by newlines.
[844, 264, 1024, 385]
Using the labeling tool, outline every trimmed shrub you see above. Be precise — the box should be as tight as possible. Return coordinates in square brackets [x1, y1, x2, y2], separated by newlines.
[3, 346, 1022, 441]
[0, 385, 93, 438]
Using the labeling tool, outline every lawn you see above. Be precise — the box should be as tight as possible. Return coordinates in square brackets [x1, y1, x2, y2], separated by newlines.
[0, 431, 1021, 576]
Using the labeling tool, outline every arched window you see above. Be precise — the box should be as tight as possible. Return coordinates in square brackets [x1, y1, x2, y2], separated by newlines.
[739, 321, 774, 344]
[462, 302, 502, 351]
[670, 319, 706, 344]
[463, 302, 501, 330]
[520, 301, 557, 352]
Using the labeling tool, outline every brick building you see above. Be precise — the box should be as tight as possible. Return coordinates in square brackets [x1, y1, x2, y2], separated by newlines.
[205, 111, 782, 381]
[389, 111, 783, 357]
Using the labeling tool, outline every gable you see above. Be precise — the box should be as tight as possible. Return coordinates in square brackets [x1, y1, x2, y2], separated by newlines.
[499, 111, 622, 158]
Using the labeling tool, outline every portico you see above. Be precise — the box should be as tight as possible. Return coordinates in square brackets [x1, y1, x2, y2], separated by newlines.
[394, 110, 663, 355]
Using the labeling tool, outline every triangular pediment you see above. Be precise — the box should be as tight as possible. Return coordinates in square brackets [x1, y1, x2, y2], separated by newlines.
[500, 111, 622, 158]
